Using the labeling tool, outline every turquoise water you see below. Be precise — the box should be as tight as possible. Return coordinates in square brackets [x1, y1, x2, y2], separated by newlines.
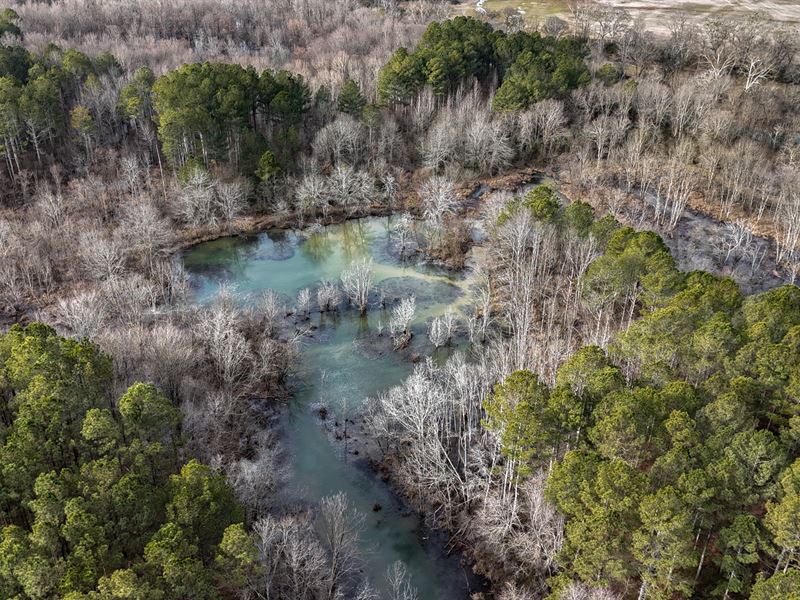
[182, 217, 481, 599]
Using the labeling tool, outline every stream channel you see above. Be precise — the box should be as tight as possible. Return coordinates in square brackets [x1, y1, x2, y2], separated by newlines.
[182, 216, 484, 599]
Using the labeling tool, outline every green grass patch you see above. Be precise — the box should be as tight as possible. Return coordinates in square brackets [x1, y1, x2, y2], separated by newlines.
[480, 0, 569, 19]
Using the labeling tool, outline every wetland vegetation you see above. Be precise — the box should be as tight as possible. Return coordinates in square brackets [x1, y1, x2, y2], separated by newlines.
[0, 2, 799, 599]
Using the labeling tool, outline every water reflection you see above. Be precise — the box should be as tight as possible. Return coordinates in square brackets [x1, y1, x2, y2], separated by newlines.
[301, 229, 335, 263]
[182, 218, 482, 599]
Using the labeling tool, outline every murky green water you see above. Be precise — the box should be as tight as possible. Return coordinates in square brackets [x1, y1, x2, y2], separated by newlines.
[182, 217, 481, 599]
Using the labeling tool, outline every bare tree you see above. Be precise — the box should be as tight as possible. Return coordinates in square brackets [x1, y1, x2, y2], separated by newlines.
[56, 291, 108, 338]
[389, 296, 416, 349]
[408, 0, 449, 23]
[776, 185, 800, 275]
[367, 355, 485, 525]
[700, 16, 739, 79]
[0, 260, 23, 308]
[670, 82, 705, 139]
[318, 492, 365, 599]
[464, 112, 514, 175]
[296, 171, 329, 218]
[196, 287, 252, 397]
[561, 582, 621, 600]
[176, 167, 217, 227]
[120, 199, 172, 268]
[587, 114, 629, 166]
[590, 4, 631, 44]
[385, 561, 418, 600]
[542, 16, 568, 38]
[635, 80, 672, 130]
[420, 176, 458, 242]
[216, 179, 248, 225]
[566, 0, 593, 38]
[530, 99, 568, 158]
[715, 221, 748, 266]
[428, 315, 448, 348]
[743, 49, 774, 92]
[391, 213, 416, 259]
[313, 115, 367, 165]
[653, 143, 695, 232]
[226, 433, 284, 519]
[381, 172, 399, 209]
[254, 514, 329, 600]
[146, 322, 198, 400]
[35, 189, 66, 229]
[317, 279, 342, 312]
[341, 258, 373, 315]
[665, 15, 700, 71]
[327, 164, 374, 217]
[354, 583, 380, 600]
[421, 119, 457, 171]
[497, 583, 535, 600]
[259, 289, 283, 336]
[296, 287, 312, 319]
[79, 229, 127, 281]
[428, 309, 457, 348]
[101, 273, 158, 325]
[619, 18, 658, 75]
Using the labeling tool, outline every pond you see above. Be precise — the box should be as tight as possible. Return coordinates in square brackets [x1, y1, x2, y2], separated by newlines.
[182, 217, 483, 599]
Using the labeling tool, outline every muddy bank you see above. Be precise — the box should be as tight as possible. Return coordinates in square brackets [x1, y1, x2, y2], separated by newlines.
[172, 166, 545, 255]
[169, 204, 396, 253]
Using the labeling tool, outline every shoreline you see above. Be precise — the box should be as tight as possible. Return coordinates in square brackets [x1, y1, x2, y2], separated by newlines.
[174, 161, 794, 295]
[170, 167, 545, 253]
[186, 214, 491, 598]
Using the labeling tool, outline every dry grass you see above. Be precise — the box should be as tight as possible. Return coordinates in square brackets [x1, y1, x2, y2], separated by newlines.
[454, 0, 800, 31]
[452, 0, 567, 20]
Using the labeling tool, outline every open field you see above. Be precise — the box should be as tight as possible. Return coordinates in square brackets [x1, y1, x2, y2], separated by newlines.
[455, 0, 800, 30]
[476, 0, 569, 20]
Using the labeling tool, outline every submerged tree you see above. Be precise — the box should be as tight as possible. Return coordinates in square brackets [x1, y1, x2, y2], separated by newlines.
[389, 296, 416, 349]
[341, 258, 374, 315]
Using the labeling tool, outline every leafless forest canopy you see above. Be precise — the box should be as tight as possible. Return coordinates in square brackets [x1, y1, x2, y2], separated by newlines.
[0, 1, 798, 600]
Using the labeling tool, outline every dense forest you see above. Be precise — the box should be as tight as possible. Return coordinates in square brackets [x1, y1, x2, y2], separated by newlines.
[0, 0, 798, 599]
[0, 324, 247, 600]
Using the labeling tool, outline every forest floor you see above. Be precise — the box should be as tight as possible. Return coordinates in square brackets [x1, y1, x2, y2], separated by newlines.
[608, 189, 788, 294]
[456, 166, 791, 294]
